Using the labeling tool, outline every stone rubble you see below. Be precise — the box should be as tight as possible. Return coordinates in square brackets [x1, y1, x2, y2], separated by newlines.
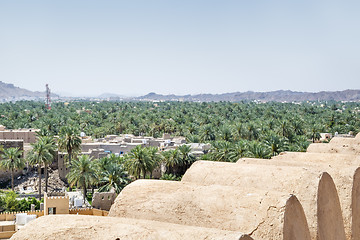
[13, 169, 68, 194]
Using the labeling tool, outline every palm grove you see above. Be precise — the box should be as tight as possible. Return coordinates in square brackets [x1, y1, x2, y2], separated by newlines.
[0, 100, 359, 204]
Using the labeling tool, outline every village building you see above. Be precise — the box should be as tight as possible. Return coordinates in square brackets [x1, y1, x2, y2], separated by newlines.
[44, 192, 69, 215]
[58, 133, 191, 181]
[91, 192, 117, 211]
[0, 125, 39, 144]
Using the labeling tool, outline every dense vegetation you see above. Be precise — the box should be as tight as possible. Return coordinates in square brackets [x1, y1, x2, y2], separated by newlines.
[1, 100, 359, 155]
[0, 191, 42, 212]
[1, 101, 358, 139]
[0, 100, 359, 193]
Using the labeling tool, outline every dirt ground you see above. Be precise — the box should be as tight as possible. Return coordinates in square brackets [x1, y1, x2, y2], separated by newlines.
[10, 215, 252, 240]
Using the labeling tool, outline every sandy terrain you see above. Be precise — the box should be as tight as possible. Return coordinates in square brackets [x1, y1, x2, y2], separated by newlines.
[10, 215, 252, 240]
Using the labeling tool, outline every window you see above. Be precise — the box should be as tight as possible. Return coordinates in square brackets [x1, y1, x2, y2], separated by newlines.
[48, 207, 56, 215]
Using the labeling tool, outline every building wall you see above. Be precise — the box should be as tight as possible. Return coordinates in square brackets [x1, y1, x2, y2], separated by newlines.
[0, 129, 39, 144]
[104, 135, 118, 141]
[151, 165, 163, 179]
[163, 133, 171, 139]
[44, 193, 69, 215]
[81, 143, 101, 152]
[68, 208, 108, 216]
[119, 144, 141, 154]
[0, 139, 24, 152]
[0, 224, 15, 232]
[82, 149, 108, 159]
[0, 230, 16, 239]
[58, 153, 70, 181]
[91, 192, 117, 211]
[50, 151, 59, 169]
[100, 144, 122, 154]
[82, 143, 121, 154]
[148, 140, 161, 147]
[81, 142, 144, 155]
[0, 231, 16, 239]
[0, 210, 44, 221]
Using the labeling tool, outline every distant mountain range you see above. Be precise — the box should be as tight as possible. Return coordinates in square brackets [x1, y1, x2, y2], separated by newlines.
[1, 81, 359, 102]
[97, 93, 127, 99]
[0, 81, 58, 101]
[137, 90, 360, 102]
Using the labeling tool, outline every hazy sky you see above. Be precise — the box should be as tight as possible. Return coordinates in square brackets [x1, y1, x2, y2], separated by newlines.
[1, 1, 359, 97]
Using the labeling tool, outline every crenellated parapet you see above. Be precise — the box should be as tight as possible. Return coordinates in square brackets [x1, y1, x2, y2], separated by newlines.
[0, 210, 44, 221]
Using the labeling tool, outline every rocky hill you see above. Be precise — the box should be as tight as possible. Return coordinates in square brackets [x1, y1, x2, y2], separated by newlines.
[138, 89, 360, 102]
[0, 81, 55, 101]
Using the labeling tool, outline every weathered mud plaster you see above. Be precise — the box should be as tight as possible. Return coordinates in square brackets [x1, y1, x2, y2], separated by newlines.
[10, 215, 253, 240]
[317, 172, 346, 240]
[283, 195, 311, 240]
[183, 160, 356, 239]
[307, 142, 360, 155]
[237, 154, 358, 239]
[352, 168, 360, 240]
[109, 179, 294, 239]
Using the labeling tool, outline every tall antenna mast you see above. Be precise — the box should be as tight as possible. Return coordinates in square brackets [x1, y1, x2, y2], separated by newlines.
[46, 84, 51, 110]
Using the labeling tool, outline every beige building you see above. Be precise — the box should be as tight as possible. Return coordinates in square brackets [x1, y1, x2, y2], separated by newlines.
[91, 134, 186, 154]
[0, 126, 39, 144]
[44, 192, 69, 215]
[59, 134, 188, 181]
[91, 192, 117, 211]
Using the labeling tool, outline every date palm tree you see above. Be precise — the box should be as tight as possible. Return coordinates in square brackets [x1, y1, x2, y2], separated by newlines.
[210, 141, 233, 162]
[186, 134, 201, 143]
[27, 137, 56, 199]
[228, 140, 248, 162]
[40, 136, 57, 192]
[58, 126, 81, 165]
[98, 162, 131, 194]
[67, 155, 97, 204]
[291, 117, 305, 136]
[177, 145, 195, 173]
[288, 135, 310, 152]
[247, 141, 272, 159]
[200, 125, 216, 142]
[245, 123, 260, 141]
[219, 126, 233, 142]
[309, 124, 322, 143]
[0, 147, 25, 191]
[278, 119, 290, 138]
[161, 149, 180, 175]
[146, 147, 160, 178]
[264, 134, 288, 156]
[234, 123, 245, 140]
[126, 145, 151, 179]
